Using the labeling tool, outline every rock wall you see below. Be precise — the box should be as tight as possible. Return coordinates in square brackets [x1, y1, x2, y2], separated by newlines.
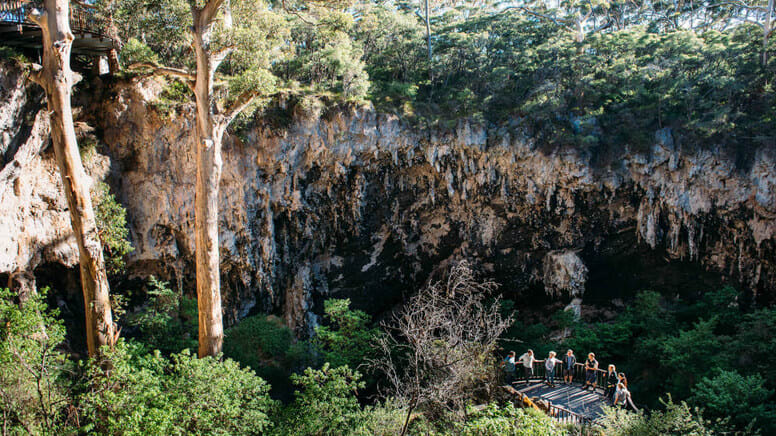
[1, 63, 774, 333]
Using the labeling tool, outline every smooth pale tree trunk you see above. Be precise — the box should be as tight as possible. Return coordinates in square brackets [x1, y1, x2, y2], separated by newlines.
[765, 0, 774, 65]
[192, 4, 226, 358]
[425, 0, 432, 81]
[29, 0, 115, 358]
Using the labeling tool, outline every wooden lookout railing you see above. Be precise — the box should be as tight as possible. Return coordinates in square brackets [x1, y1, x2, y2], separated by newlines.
[0, 1, 116, 56]
[1, 1, 108, 35]
[508, 386, 594, 427]
[505, 360, 639, 428]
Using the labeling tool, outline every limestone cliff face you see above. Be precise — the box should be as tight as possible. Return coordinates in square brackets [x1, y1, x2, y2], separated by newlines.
[1, 63, 774, 332]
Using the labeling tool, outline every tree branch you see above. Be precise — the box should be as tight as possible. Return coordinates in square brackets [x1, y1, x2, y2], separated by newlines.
[223, 90, 260, 126]
[500, 6, 571, 28]
[128, 62, 195, 82]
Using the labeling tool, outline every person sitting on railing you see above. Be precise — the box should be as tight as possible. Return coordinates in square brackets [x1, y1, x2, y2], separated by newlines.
[501, 351, 517, 386]
[604, 364, 618, 400]
[563, 349, 576, 385]
[583, 352, 599, 390]
[544, 351, 562, 387]
[613, 380, 631, 408]
[517, 349, 536, 384]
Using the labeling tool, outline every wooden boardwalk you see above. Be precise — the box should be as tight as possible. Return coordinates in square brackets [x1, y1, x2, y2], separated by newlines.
[515, 381, 608, 419]
[1, 2, 116, 56]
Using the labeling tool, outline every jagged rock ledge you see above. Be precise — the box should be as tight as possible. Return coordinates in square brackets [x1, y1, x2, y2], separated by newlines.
[1, 63, 774, 333]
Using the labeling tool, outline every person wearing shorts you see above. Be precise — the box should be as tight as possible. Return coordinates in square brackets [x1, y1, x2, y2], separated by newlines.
[563, 349, 576, 385]
[583, 352, 598, 390]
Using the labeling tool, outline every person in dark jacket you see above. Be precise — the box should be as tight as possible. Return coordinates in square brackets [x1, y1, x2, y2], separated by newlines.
[583, 352, 599, 390]
[563, 349, 576, 385]
[604, 364, 618, 400]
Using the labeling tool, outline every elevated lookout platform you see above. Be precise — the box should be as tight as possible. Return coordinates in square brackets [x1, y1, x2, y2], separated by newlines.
[0, 1, 116, 56]
[515, 381, 607, 419]
[503, 361, 637, 426]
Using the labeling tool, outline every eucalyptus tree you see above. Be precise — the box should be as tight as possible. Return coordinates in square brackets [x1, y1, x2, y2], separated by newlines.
[26, 0, 116, 357]
[507, 0, 612, 42]
[130, 0, 284, 357]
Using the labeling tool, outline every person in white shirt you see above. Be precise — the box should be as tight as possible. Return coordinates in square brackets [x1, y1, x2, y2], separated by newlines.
[544, 351, 562, 387]
[517, 349, 535, 384]
[614, 381, 631, 407]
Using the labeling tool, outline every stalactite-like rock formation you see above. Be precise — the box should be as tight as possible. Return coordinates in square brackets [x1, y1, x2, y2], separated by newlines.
[1, 63, 774, 332]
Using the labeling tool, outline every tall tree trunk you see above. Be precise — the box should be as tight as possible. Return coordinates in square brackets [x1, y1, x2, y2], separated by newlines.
[425, 0, 432, 81]
[192, 7, 225, 358]
[29, 0, 114, 358]
[765, 0, 774, 65]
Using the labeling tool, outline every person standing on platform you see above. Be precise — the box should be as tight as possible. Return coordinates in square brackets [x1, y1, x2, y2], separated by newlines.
[563, 349, 576, 385]
[518, 349, 536, 384]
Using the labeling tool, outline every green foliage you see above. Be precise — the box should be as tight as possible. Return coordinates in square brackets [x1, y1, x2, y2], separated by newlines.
[92, 182, 133, 276]
[0, 46, 29, 64]
[272, 363, 366, 436]
[510, 286, 776, 434]
[126, 276, 197, 354]
[282, 12, 370, 100]
[314, 298, 379, 369]
[0, 287, 72, 435]
[119, 38, 160, 66]
[81, 342, 276, 435]
[456, 403, 566, 435]
[596, 399, 713, 436]
[349, 400, 407, 436]
[97, 0, 191, 67]
[690, 370, 775, 434]
[224, 314, 294, 368]
[222, 314, 313, 397]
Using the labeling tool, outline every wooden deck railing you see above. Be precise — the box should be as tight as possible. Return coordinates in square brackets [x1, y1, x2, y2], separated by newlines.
[520, 361, 618, 394]
[511, 388, 594, 427]
[507, 359, 638, 427]
[0, 0, 108, 36]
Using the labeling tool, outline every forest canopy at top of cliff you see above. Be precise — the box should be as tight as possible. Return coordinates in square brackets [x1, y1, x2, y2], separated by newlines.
[97, 0, 776, 152]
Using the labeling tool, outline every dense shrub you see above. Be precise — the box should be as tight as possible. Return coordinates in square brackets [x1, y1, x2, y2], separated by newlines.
[271, 364, 366, 436]
[690, 370, 775, 434]
[456, 403, 566, 436]
[0, 288, 72, 434]
[126, 276, 197, 354]
[314, 298, 380, 369]
[80, 343, 276, 435]
[596, 399, 713, 436]
[223, 314, 296, 369]
[119, 38, 160, 67]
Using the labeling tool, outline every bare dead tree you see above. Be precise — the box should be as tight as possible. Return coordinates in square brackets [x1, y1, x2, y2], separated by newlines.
[370, 261, 513, 436]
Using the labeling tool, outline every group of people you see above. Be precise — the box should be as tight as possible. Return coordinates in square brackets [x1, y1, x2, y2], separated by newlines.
[501, 349, 632, 407]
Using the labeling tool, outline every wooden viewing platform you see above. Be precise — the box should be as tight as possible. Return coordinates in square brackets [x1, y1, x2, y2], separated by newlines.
[503, 361, 638, 427]
[0, 1, 116, 56]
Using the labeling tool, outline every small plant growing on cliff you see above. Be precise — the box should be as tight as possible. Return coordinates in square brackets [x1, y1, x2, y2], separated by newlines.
[92, 182, 133, 276]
